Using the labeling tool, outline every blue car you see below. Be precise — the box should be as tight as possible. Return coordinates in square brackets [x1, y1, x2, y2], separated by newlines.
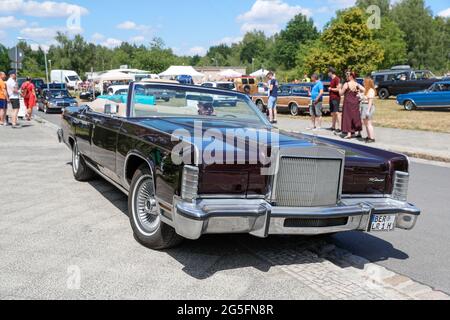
[37, 89, 78, 113]
[397, 81, 450, 111]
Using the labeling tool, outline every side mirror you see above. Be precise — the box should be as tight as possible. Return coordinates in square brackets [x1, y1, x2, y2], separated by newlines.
[104, 104, 119, 115]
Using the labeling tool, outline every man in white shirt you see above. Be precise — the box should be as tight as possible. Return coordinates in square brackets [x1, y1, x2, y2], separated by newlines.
[6, 71, 20, 127]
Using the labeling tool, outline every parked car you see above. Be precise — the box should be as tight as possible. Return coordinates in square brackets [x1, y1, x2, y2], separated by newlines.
[201, 82, 238, 106]
[37, 89, 78, 113]
[252, 83, 332, 116]
[374, 67, 439, 99]
[57, 82, 420, 250]
[106, 85, 129, 96]
[201, 81, 236, 91]
[17, 77, 46, 96]
[176, 75, 194, 85]
[234, 76, 258, 95]
[397, 81, 450, 111]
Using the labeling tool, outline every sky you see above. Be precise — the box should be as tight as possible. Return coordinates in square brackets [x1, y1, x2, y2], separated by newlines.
[0, 0, 449, 56]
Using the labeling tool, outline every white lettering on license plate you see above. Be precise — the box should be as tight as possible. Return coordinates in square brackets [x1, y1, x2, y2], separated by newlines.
[371, 215, 396, 232]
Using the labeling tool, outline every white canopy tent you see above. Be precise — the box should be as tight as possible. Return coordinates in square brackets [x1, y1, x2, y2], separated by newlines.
[218, 69, 242, 78]
[159, 66, 205, 78]
[93, 71, 134, 94]
[93, 71, 134, 82]
[250, 69, 270, 78]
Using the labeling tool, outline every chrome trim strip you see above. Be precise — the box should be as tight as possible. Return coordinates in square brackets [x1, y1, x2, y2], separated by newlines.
[85, 162, 129, 195]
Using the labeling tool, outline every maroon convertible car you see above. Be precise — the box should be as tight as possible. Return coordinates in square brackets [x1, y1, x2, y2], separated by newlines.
[57, 82, 420, 250]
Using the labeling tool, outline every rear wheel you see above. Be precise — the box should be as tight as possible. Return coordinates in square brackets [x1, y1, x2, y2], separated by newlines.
[128, 165, 184, 250]
[378, 88, 390, 100]
[290, 103, 300, 116]
[72, 141, 95, 181]
[404, 100, 416, 111]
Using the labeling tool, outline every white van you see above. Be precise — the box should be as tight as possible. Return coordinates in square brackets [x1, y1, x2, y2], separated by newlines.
[51, 70, 81, 90]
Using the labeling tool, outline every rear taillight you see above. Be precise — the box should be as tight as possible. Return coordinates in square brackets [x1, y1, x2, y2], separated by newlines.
[392, 171, 410, 202]
[181, 166, 199, 202]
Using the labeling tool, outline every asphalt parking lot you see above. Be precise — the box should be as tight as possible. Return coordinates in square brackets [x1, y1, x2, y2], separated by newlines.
[0, 118, 449, 300]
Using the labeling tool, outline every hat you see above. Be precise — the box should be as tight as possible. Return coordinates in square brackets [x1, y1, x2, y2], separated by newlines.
[8, 70, 16, 75]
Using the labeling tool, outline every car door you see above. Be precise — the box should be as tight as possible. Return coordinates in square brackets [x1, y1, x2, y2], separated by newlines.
[74, 107, 95, 162]
[277, 86, 291, 109]
[427, 84, 450, 107]
[89, 109, 123, 183]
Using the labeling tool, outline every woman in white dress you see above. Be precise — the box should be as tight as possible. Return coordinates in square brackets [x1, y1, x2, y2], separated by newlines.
[360, 77, 376, 143]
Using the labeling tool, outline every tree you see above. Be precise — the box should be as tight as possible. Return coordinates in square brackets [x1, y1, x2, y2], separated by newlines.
[239, 31, 268, 64]
[356, 0, 391, 16]
[0, 44, 11, 73]
[273, 14, 319, 70]
[297, 8, 384, 77]
[373, 17, 407, 69]
[391, 0, 437, 69]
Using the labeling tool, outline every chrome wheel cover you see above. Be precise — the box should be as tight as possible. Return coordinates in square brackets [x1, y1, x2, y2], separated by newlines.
[72, 144, 80, 173]
[290, 104, 299, 116]
[133, 176, 160, 235]
[405, 101, 414, 111]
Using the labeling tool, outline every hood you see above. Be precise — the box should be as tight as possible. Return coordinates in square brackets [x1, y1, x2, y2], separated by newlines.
[131, 117, 398, 160]
[130, 117, 406, 195]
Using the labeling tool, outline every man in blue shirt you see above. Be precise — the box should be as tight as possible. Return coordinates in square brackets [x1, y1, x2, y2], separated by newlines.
[309, 74, 324, 130]
[266, 72, 278, 124]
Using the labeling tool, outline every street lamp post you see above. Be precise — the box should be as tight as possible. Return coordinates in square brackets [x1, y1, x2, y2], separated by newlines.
[17, 37, 50, 91]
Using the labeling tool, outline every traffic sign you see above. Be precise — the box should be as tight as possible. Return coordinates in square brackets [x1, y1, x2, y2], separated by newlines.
[8, 47, 24, 63]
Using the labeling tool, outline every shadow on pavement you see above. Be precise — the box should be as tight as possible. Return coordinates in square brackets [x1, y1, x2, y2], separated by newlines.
[329, 232, 409, 266]
[81, 171, 410, 280]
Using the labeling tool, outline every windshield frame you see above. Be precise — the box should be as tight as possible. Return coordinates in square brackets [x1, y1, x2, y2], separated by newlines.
[128, 82, 271, 126]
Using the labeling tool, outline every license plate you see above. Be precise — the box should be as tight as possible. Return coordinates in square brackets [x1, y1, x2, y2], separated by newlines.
[370, 215, 396, 232]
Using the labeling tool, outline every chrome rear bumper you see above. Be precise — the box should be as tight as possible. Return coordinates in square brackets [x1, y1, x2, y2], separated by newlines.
[172, 197, 420, 240]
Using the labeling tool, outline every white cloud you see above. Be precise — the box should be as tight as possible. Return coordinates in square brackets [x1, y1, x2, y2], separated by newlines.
[187, 46, 207, 56]
[91, 32, 105, 42]
[237, 0, 311, 35]
[0, 0, 89, 18]
[0, 16, 26, 28]
[29, 42, 50, 52]
[20, 26, 58, 39]
[129, 35, 145, 44]
[117, 20, 152, 33]
[101, 38, 123, 48]
[438, 8, 450, 18]
[0, 30, 6, 40]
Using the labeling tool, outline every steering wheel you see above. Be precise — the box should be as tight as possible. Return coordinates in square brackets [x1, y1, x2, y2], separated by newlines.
[222, 114, 238, 119]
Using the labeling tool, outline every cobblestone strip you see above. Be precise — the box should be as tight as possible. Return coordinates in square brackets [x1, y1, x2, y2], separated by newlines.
[241, 237, 449, 300]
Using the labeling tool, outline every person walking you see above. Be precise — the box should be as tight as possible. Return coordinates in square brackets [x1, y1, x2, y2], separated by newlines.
[340, 71, 364, 139]
[266, 72, 279, 124]
[6, 71, 20, 128]
[361, 76, 376, 143]
[0, 72, 7, 126]
[20, 77, 37, 121]
[308, 74, 324, 131]
[327, 67, 342, 133]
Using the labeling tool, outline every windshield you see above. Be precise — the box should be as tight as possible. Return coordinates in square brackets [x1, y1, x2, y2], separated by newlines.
[67, 76, 80, 81]
[49, 90, 71, 98]
[130, 83, 268, 125]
